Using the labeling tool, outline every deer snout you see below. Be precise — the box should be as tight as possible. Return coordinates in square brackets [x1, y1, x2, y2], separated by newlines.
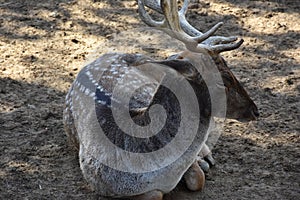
[237, 104, 259, 122]
[251, 104, 259, 119]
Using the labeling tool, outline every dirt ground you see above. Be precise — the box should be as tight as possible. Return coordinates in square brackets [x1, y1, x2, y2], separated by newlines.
[0, 0, 299, 199]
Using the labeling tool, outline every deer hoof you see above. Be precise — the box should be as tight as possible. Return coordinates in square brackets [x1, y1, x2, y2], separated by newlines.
[198, 158, 210, 173]
[204, 153, 216, 167]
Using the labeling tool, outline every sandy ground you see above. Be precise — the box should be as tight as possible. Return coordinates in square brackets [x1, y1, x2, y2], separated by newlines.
[0, 0, 299, 199]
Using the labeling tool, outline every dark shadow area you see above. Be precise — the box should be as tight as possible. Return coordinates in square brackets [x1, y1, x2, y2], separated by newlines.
[0, 0, 73, 40]
[0, 77, 97, 199]
[244, 30, 300, 51]
[92, 0, 124, 8]
[0, 0, 138, 40]
[220, 0, 300, 13]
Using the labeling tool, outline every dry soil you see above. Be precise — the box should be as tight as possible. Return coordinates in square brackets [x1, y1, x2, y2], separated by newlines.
[0, 0, 299, 199]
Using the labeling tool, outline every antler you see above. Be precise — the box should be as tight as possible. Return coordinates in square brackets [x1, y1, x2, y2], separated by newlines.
[138, 0, 243, 54]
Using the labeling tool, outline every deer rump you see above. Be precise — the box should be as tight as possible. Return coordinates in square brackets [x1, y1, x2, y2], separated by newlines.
[70, 53, 212, 197]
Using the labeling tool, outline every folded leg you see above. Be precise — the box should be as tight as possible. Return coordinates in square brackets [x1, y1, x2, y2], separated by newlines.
[183, 162, 205, 191]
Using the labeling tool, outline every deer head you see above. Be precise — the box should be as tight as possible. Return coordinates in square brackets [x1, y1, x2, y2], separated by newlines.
[138, 0, 259, 122]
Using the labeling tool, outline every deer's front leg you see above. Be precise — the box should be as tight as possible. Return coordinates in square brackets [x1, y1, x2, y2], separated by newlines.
[183, 161, 205, 191]
[197, 143, 216, 173]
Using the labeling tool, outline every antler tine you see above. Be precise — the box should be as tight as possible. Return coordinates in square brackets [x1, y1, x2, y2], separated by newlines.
[138, 0, 166, 28]
[138, 0, 192, 49]
[176, 1, 244, 53]
[179, 0, 189, 15]
[161, 0, 183, 34]
[144, 0, 199, 35]
[143, 0, 206, 37]
[144, 0, 162, 14]
[140, 0, 244, 54]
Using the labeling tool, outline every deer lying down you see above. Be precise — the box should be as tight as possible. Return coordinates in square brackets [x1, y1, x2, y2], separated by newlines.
[63, 0, 258, 199]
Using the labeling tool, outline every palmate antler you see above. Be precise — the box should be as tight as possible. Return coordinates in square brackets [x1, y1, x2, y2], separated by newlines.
[138, 0, 243, 54]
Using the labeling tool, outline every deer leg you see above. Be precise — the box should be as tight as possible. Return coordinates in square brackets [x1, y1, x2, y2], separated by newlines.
[197, 143, 215, 173]
[183, 162, 205, 191]
[131, 190, 163, 200]
[204, 153, 215, 167]
[197, 157, 210, 173]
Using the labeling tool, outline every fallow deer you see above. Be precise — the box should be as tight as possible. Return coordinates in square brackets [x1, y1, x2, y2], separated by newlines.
[63, 0, 258, 199]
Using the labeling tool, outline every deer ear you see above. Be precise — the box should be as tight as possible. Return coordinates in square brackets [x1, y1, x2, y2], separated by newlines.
[152, 59, 199, 80]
